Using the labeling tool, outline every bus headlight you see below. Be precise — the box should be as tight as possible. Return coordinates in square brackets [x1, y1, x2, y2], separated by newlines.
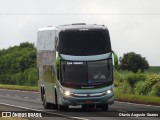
[106, 89, 112, 94]
[64, 91, 71, 96]
[60, 88, 71, 96]
[104, 89, 113, 95]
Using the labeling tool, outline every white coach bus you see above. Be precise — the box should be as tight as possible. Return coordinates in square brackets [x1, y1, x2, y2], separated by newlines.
[37, 24, 115, 111]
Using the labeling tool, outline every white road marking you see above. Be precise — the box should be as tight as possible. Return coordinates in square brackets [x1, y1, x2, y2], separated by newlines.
[24, 97, 29, 99]
[35, 98, 41, 101]
[21, 90, 39, 93]
[0, 102, 89, 120]
[115, 101, 160, 108]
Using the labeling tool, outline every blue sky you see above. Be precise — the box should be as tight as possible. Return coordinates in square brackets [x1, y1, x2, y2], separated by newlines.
[0, 0, 160, 66]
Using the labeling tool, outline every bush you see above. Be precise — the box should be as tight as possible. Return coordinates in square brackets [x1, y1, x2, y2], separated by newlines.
[134, 74, 160, 95]
[114, 80, 121, 87]
[0, 74, 17, 85]
[148, 82, 160, 96]
[127, 71, 146, 86]
[122, 80, 133, 94]
[134, 81, 146, 95]
[114, 70, 127, 88]
[23, 68, 37, 86]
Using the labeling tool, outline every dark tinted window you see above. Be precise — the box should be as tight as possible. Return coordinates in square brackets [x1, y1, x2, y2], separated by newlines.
[61, 61, 87, 85]
[59, 30, 111, 55]
[61, 59, 112, 86]
[88, 59, 112, 85]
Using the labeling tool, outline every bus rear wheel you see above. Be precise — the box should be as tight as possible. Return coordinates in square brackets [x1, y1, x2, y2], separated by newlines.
[42, 94, 51, 109]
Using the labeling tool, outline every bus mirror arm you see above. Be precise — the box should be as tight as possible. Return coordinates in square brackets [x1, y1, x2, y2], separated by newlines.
[112, 51, 118, 70]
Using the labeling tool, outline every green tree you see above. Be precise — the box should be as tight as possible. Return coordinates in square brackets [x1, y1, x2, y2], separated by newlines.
[0, 42, 37, 86]
[119, 52, 149, 73]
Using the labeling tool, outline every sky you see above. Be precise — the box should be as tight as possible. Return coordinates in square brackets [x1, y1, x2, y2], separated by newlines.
[0, 0, 160, 66]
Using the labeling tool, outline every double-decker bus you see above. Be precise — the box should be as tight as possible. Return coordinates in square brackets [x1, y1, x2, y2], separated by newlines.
[37, 23, 114, 111]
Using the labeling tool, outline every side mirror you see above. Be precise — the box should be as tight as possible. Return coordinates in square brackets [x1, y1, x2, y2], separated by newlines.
[112, 51, 118, 70]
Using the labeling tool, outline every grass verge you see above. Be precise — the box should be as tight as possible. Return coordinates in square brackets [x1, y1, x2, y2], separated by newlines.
[115, 90, 160, 106]
[0, 84, 38, 91]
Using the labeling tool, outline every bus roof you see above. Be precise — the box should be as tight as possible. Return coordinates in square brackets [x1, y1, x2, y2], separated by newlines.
[57, 24, 108, 32]
[38, 26, 57, 32]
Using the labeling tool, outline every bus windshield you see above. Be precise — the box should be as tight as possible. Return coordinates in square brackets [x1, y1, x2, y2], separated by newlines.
[61, 59, 112, 87]
[59, 30, 111, 56]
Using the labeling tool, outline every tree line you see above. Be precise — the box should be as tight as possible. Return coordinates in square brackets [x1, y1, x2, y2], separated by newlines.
[0, 42, 37, 86]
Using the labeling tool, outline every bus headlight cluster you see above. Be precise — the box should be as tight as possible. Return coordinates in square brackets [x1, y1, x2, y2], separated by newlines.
[106, 89, 112, 94]
[105, 89, 113, 95]
[61, 88, 113, 97]
[64, 91, 71, 96]
[60, 88, 71, 96]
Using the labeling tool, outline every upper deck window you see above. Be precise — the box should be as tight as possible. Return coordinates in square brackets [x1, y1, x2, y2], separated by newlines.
[59, 30, 111, 56]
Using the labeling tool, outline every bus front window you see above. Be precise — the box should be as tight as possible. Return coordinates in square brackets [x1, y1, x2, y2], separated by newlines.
[61, 59, 113, 87]
[88, 59, 112, 85]
[61, 61, 87, 85]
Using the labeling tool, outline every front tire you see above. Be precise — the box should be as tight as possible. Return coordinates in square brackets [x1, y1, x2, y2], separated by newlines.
[58, 105, 69, 111]
[55, 91, 69, 111]
[100, 104, 109, 111]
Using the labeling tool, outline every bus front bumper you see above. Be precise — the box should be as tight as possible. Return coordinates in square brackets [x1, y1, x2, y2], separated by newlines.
[59, 93, 114, 106]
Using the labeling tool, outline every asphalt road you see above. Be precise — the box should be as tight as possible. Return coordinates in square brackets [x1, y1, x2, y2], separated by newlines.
[0, 89, 159, 120]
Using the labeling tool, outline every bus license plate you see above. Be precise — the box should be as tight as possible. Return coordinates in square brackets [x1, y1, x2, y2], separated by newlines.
[85, 100, 93, 104]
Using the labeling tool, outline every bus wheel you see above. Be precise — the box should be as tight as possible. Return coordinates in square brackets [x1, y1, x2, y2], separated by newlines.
[58, 105, 69, 111]
[52, 104, 58, 109]
[82, 104, 95, 111]
[100, 104, 108, 111]
[42, 94, 51, 109]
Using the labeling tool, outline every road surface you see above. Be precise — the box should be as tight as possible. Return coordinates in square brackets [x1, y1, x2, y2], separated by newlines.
[0, 89, 159, 120]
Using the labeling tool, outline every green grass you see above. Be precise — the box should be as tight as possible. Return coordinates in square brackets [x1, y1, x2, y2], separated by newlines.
[0, 84, 38, 91]
[146, 66, 160, 73]
[115, 89, 160, 105]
